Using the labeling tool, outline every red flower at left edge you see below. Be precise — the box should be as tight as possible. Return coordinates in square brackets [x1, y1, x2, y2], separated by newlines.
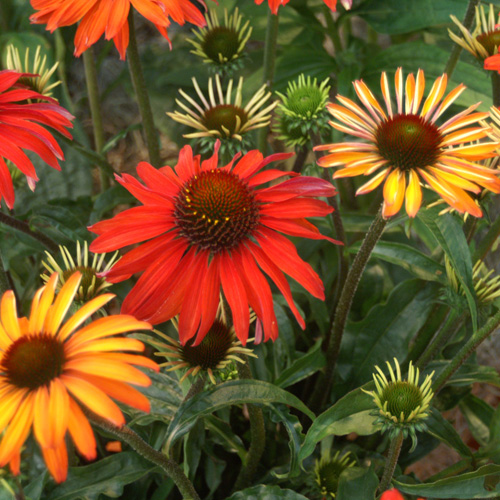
[89, 142, 341, 346]
[0, 70, 73, 209]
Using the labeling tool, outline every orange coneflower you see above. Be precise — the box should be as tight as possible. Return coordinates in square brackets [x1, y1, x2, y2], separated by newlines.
[89, 142, 341, 346]
[0, 70, 73, 209]
[316, 68, 500, 218]
[255, 0, 352, 15]
[0, 272, 157, 482]
[30, 0, 211, 60]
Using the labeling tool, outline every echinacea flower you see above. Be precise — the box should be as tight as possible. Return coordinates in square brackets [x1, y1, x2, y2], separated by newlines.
[167, 75, 277, 157]
[363, 359, 434, 450]
[316, 68, 500, 218]
[314, 450, 355, 498]
[89, 142, 340, 346]
[187, 8, 252, 75]
[449, 4, 500, 61]
[0, 272, 158, 482]
[30, 0, 211, 60]
[145, 302, 257, 384]
[0, 70, 73, 209]
[255, 0, 352, 15]
[5, 45, 60, 97]
[41, 241, 119, 303]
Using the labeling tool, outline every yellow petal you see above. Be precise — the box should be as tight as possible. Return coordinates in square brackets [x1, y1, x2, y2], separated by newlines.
[405, 169, 423, 217]
[1, 292, 20, 341]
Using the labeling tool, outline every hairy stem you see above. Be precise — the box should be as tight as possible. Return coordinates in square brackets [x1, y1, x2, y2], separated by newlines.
[86, 409, 200, 500]
[309, 207, 387, 412]
[492, 69, 500, 107]
[378, 431, 404, 493]
[432, 307, 500, 394]
[127, 10, 161, 167]
[257, 10, 280, 154]
[0, 211, 59, 253]
[233, 359, 266, 491]
[83, 48, 109, 191]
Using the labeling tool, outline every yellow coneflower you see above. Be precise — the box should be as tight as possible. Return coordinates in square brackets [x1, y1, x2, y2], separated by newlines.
[5, 45, 60, 97]
[0, 272, 157, 482]
[316, 68, 500, 218]
[41, 241, 119, 303]
[187, 8, 252, 73]
[449, 4, 500, 61]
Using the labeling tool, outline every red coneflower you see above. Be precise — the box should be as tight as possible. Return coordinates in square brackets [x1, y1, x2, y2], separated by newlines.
[255, 0, 352, 15]
[0, 70, 73, 209]
[89, 142, 340, 345]
[30, 0, 210, 60]
[316, 68, 500, 218]
[0, 272, 157, 482]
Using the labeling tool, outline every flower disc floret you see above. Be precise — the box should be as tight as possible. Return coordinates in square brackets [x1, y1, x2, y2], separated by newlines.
[316, 68, 500, 218]
[314, 451, 355, 498]
[174, 169, 259, 252]
[89, 142, 340, 346]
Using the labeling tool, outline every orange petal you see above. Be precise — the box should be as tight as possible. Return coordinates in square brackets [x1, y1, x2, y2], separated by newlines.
[42, 441, 68, 483]
[405, 169, 422, 217]
[67, 398, 96, 460]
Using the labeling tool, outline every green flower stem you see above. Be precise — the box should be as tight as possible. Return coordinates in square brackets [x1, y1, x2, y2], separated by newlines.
[257, 10, 280, 154]
[309, 207, 387, 412]
[445, 0, 480, 77]
[417, 311, 467, 369]
[85, 409, 200, 500]
[183, 374, 206, 402]
[0, 252, 10, 297]
[83, 48, 109, 191]
[127, 10, 161, 168]
[432, 307, 500, 394]
[322, 4, 342, 54]
[292, 146, 309, 173]
[492, 66, 500, 107]
[404, 304, 450, 369]
[0, 211, 59, 253]
[233, 358, 266, 491]
[378, 431, 404, 494]
[473, 216, 500, 262]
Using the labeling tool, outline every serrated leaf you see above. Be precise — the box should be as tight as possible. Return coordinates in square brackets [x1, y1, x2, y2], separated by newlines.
[45, 452, 157, 500]
[165, 380, 314, 453]
[299, 386, 377, 465]
[395, 464, 500, 498]
[225, 485, 309, 500]
[417, 208, 477, 331]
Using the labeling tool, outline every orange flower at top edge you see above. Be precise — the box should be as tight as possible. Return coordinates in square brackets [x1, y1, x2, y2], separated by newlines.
[0, 272, 158, 482]
[255, 0, 352, 15]
[316, 68, 500, 218]
[89, 142, 341, 347]
[0, 70, 73, 209]
[381, 489, 426, 500]
[30, 0, 212, 60]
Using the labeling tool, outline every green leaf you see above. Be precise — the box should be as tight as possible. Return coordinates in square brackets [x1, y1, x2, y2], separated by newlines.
[395, 464, 500, 498]
[268, 404, 305, 478]
[417, 208, 477, 331]
[344, 279, 439, 386]
[45, 452, 158, 500]
[347, 240, 446, 283]
[337, 466, 379, 500]
[426, 408, 473, 458]
[459, 395, 494, 446]
[299, 386, 377, 465]
[205, 415, 247, 463]
[225, 485, 309, 500]
[357, 0, 466, 35]
[445, 362, 500, 388]
[165, 380, 314, 453]
[275, 340, 325, 388]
